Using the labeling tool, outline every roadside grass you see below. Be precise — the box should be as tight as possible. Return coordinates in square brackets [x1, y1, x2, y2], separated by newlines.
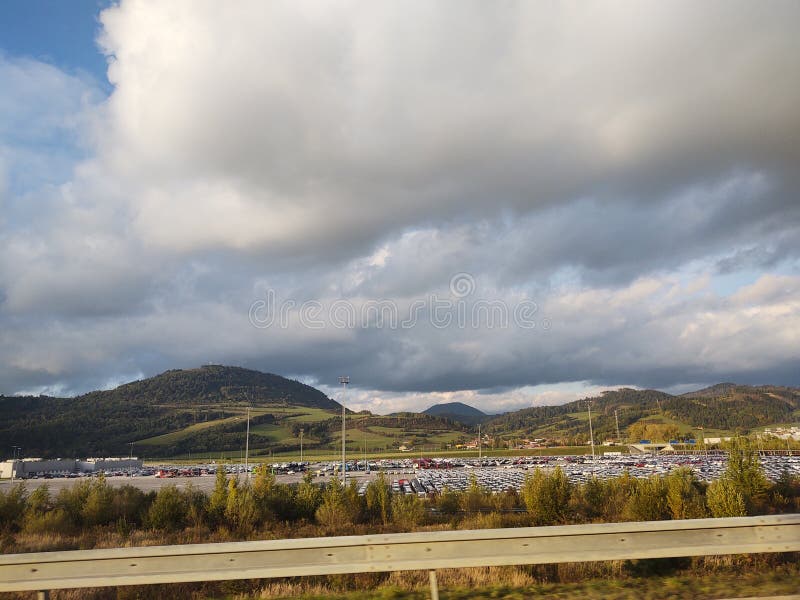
[255, 561, 800, 600]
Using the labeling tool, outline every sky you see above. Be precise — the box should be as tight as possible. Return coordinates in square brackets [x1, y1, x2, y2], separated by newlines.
[1, 1, 799, 414]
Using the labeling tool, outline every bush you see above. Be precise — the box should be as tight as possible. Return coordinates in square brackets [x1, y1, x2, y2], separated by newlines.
[23, 508, 74, 535]
[724, 437, 769, 513]
[390, 494, 425, 529]
[706, 478, 746, 518]
[82, 477, 116, 527]
[665, 467, 707, 519]
[147, 485, 188, 531]
[365, 472, 391, 525]
[522, 467, 571, 525]
[0, 484, 27, 532]
[625, 475, 669, 522]
[315, 478, 355, 533]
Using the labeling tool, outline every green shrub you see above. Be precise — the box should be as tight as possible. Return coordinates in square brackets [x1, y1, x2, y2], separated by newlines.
[706, 478, 747, 518]
[146, 485, 188, 531]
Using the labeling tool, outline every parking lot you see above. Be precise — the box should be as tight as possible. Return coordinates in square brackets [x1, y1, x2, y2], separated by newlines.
[3, 453, 798, 496]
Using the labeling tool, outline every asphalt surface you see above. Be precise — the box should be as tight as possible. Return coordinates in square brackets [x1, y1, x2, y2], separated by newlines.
[2, 454, 798, 494]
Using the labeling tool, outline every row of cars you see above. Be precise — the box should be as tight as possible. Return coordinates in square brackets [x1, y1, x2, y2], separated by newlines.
[386, 454, 800, 494]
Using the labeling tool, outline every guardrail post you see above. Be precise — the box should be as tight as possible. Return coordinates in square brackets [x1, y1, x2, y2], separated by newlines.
[428, 569, 439, 600]
[37, 592, 50, 600]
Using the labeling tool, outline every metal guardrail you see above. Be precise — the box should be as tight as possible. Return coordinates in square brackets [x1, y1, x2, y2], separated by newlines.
[0, 514, 798, 598]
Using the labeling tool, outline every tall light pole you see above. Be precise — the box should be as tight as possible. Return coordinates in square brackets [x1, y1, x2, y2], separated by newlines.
[11, 446, 20, 482]
[587, 401, 596, 462]
[339, 376, 349, 484]
[299, 428, 304, 464]
[478, 424, 482, 462]
[129, 442, 134, 478]
[614, 410, 622, 445]
[244, 406, 251, 479]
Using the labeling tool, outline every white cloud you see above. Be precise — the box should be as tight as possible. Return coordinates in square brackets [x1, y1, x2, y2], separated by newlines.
[90, 1, 800, 255]
[1, 1, 800, 408]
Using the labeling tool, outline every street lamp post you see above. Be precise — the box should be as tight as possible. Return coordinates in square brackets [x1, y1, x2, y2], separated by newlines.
[478, 424, 482, 462]
[245, 406, 251, 480]
[587, 401, 596, 462]
[11, 446, 20, 482]
[339, 376, 349, 484]
[129, 442, 134, 477]
[299, 428, 304, 465]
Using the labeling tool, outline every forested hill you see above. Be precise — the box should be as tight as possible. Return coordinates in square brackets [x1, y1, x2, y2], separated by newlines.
[0, 366, 339, 457]
[485, 385, 800, 443]
[485, 388, 673, 441]
[667, 384, 800, 431]
[83, 365, 339, 410]
[423, 402, 489, 425]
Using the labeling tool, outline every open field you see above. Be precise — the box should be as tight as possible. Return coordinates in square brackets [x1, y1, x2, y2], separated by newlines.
[137, 415, 246, 446]
[137, 405, 338, 452]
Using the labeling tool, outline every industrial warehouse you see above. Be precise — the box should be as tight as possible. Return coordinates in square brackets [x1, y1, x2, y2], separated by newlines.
[0, 457, 143, 479]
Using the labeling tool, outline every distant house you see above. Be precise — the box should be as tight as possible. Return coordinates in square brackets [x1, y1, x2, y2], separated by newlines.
[628, 442, 676, 454]
[704, 437, 732, 445]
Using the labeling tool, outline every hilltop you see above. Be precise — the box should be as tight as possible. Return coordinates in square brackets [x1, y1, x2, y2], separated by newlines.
[0, 366, 340, 457]
[423, 401, 489, 426]
[89, 365, 340, 410]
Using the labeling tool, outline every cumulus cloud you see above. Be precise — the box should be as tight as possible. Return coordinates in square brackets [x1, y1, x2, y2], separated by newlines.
[1, 1, 799, 410]
[90, 1, 800, 257]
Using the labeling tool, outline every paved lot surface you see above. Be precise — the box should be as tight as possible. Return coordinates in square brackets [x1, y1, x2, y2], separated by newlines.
[0, 471, 379, 493]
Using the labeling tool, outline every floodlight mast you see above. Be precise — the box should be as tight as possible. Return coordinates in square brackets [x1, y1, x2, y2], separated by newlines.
[339, 376, 349, 484]
[587, 400, 596, 462]
[245, 406, 250, 479]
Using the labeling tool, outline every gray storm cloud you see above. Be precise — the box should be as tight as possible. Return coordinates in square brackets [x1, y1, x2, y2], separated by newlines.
[1, 0, 799, 410]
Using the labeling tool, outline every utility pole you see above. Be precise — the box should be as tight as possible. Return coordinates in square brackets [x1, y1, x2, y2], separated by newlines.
[129, 442, 134, 477]
[339, 376, 349, 484]
[478, 424, 482, 462]
[587, 401, 596, 461]
[299, 428, 304, 464]
[11, 446, 20, 482]
[244, 407, 250, 479]
[697, 426, 707, 457]
[614, 410, 622, 445]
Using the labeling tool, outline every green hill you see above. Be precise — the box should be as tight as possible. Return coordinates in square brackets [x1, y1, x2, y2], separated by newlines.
[485, 385, 800, 444]
[0, 366, 472, 459]
[0, 366, 340, 458]
[2, 369, 798, 459]
[423, 401, 489, 426]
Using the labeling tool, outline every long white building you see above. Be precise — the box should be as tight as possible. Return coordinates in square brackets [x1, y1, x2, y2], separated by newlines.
[0, 457, 143, 479]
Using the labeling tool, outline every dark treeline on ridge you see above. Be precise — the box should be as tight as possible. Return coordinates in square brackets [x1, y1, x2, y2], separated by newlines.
[2, 366, 799, 458]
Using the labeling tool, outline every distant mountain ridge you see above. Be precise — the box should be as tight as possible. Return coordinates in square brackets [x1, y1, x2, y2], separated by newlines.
[423, 401, 489, 426]
[2, 368, 798, 458]
[485, 384, 800, 442]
